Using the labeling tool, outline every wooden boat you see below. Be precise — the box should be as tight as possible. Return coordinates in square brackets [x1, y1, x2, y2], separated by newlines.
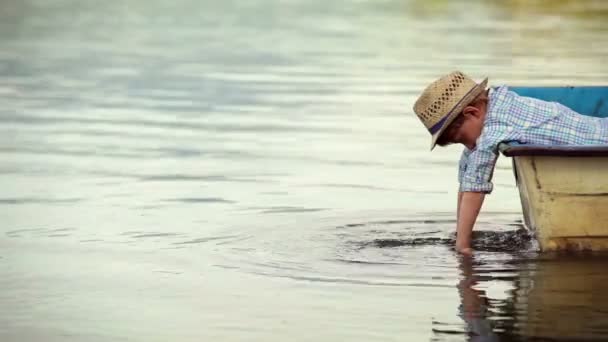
[499, 86, 608, 251]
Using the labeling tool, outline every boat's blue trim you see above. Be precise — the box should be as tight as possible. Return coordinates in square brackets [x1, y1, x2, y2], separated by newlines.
[509, 86, 608, 118]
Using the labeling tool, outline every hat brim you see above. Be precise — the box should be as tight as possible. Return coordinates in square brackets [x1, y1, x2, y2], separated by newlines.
[430, 77, 488, 150]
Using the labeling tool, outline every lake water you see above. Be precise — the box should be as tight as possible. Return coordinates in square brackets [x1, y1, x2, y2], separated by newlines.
[2, 0, 608, 341]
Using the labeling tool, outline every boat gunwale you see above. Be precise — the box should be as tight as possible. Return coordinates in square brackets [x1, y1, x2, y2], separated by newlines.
[499, 143, 608, 157]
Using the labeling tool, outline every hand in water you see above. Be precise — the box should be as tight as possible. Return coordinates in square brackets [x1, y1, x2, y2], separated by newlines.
[456, 240, 473, 255]
[458, 247, 473, 256]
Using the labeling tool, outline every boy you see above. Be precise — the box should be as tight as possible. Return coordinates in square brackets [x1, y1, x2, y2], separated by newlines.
[413, 71, 608, 255]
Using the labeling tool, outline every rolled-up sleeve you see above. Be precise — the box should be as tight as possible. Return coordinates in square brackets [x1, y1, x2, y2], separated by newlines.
[459, 148, 499, 193]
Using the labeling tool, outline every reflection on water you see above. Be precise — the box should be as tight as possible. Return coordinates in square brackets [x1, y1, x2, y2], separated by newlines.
[448, 255, 608, 341]
[1, 0, 608, 341]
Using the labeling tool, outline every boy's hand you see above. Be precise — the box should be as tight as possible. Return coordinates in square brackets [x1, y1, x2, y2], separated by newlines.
[456, 241, 473, 255]
[459, 248, 473, 256]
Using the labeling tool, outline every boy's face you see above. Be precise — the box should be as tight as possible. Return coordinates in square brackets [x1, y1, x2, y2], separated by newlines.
[442, 105, 487, 149]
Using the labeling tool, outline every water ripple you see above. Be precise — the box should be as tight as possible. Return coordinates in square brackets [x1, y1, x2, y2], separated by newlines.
[213, 212, 531, 288]
[0, 197, 83, 205]
[165, 197, 235, 204]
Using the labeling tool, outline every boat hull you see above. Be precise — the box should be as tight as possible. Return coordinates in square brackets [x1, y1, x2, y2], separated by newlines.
[512, 154, 608, 251]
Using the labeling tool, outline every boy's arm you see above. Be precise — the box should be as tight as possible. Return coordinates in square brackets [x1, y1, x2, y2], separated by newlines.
[457, 148, 470, 226]
[457, 191, 463, 222]
[456, 192, 485, 254]
[456, 143, 498, 254]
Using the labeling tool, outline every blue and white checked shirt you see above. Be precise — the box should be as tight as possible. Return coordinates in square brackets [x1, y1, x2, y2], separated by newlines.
[458, 86, 608, 193]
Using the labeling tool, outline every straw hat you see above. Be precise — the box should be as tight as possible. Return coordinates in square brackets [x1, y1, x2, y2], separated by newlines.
[413, 71, 488, 150]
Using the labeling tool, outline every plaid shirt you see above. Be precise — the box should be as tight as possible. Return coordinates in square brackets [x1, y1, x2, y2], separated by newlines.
[459, 86, 608, 193]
